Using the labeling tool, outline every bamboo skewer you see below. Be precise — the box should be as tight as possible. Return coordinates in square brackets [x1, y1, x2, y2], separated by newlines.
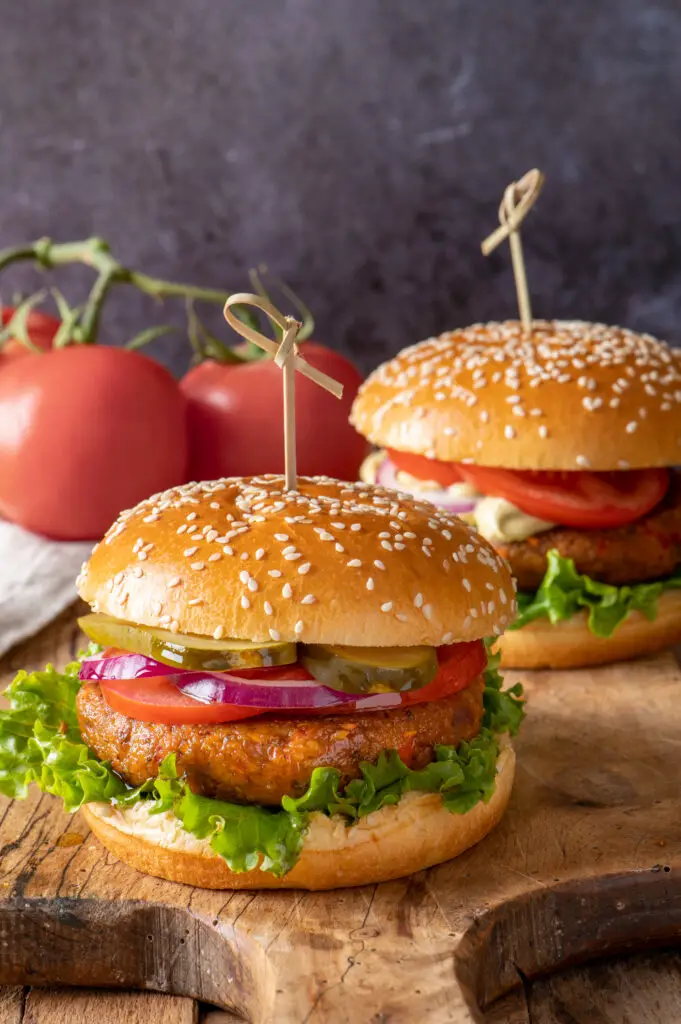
[481, 168, 544, 335]
[224, 293, 344, 491]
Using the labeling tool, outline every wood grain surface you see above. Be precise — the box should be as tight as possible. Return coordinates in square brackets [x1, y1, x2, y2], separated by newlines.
[0, 608, 680, 1023]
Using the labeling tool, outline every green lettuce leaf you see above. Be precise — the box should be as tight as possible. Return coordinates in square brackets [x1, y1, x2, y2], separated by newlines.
[0, 647, 524, 877]
[481, 642, 525, 735]
[512, 550, 681, 638]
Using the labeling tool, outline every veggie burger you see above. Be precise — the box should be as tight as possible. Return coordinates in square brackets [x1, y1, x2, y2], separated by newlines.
[351, 320, 681, 669]
[1, 475, 522, 890]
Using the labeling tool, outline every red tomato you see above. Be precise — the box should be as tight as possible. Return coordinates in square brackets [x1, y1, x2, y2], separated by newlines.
[0, 307, 60, 363]
[456, 465, 669, 529]
[96, 640, 486, 725]
[387, 449, 463, 487]
[181, 343, 370, 481]
[100, 675, 265, 724]
[0, 346, 188, 540]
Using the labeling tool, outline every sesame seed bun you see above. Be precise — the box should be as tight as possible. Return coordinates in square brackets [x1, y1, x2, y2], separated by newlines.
[77, 475, 517, 646]
[495, 589, 681, 670]
[80, 739, 515, 890]
[350, 320, 681, 471]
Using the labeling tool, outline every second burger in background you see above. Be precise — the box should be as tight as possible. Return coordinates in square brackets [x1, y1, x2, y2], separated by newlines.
[351, 319, 681, 669]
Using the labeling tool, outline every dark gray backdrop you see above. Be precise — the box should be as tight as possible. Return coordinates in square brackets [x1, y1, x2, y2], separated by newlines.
[2, 1, 680, 374]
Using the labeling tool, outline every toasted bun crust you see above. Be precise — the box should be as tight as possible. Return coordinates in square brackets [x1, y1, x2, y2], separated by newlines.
[77, 475, 516, 646]
[350, 320, 681, 470]
[81, 742, 514, 890]
[495, 589, 681, 669]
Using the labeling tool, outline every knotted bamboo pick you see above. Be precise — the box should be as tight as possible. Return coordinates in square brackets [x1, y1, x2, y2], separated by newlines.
[224, 293, 344, 491]
[481, 169, 544, 335]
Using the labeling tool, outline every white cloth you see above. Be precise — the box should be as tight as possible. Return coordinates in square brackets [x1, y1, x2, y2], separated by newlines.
[0, 520, 93, 658]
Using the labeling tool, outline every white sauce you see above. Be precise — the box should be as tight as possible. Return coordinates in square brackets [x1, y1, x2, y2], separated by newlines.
[472, 496, 556, 543]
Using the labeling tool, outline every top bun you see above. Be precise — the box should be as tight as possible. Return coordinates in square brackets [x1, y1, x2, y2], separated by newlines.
[350, 320, 681, 471]
[78, 476, 516, 647]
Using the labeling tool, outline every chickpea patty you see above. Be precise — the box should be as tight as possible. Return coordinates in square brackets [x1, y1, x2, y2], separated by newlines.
[76, 675, 485, 806]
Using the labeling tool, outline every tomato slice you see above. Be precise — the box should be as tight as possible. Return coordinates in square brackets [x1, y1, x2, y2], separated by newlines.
[388, 449, 463, 487]
[96, 641, 486, 724]
[401, 640, 486, 706]
[99, 676, 266, 724]
[456, 465, 669, 529]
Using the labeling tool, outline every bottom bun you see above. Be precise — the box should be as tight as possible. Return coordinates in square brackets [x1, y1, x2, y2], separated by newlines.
[81, 741, 515, 891]
[496, 589, 681, 670]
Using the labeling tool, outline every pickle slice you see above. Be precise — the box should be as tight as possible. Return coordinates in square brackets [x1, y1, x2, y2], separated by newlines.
[300, 644, 438, 695]
[78, 613, 297, 671]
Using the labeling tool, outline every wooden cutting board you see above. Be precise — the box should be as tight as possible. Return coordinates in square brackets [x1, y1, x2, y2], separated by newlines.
[0, 607, 679, 1023]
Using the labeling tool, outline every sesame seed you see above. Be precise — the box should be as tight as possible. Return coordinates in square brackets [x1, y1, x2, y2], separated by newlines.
[422, 604, 433, 620]
[247, 578, 258, 592]
[167, 576, 181, 588]
[302, 594, 316, 604]
[184, 547, 198, 557]
[366, 577, 375, 590]
[240, 595, 250, 609]
[504, 425, 516, 439]
[538, 425, 548, 439]
[186, 512, 197, 521]
[282, 583, 293, 598]
[414, 593, 424, 608]
[137, 551, 147, 561]
[350, 523, 362, 531]
[159, 614, 172, 624]
[269, 628, 281, 641]
[381, 602, 393, 612]
[347, 559, 362, 567]
[441, 632, 453, 644]
[381, 540, 393, 551]
[264, 601, 273, 615]
[255, 548, 265, 560]
[213, 625, 225, 640]
[463, 578, 472, 592]
[223, 545, 233, 556]
[576, 455, 591, 468]
[176, 524, 188, 535]
[294, 620, 304, 635]
[269, 569, 282, 578]
[190, 561, 205, 571]
[274, 533, 289, 542]
[625, 421, 638, 433]
[239, 570, 250, 584]
[374, 560, 385, 570]
[208, 552, 221, 562]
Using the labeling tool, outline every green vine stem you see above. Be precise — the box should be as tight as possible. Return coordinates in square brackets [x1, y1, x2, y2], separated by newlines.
[0, 237, 315, 361]
[0, 236, 233, 348]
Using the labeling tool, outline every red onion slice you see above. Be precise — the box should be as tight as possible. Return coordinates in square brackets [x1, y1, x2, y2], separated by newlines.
[79, 653, 403, 712]
[80, 651, 177, 681]
[375, 456, 478, 513]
